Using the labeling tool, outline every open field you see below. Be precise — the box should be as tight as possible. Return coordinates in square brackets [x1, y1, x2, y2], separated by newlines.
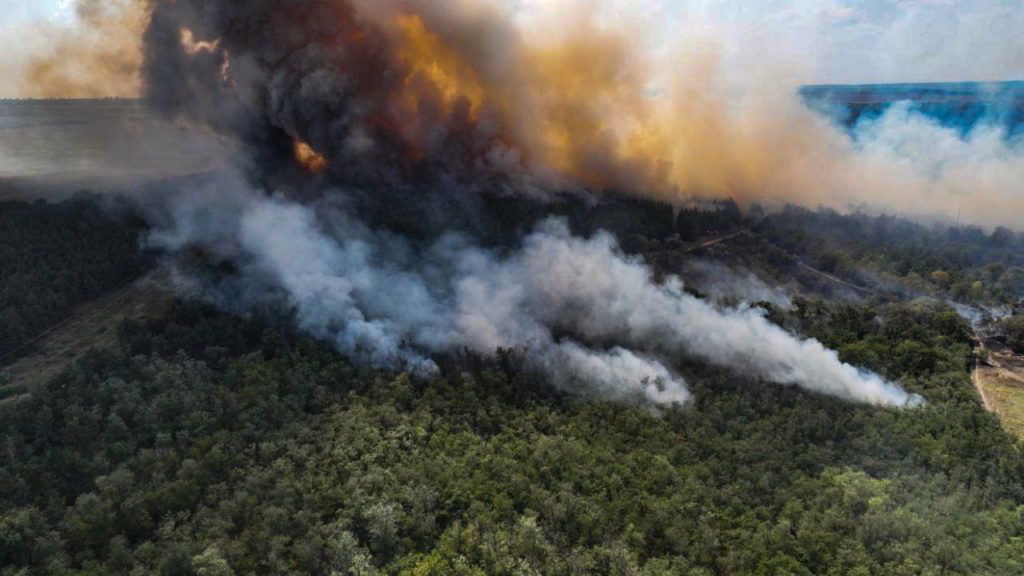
[0, 274, 174, 404]
[0, 100, 229, 201]
[975, 364, 1024, 439]
[973, 334, 1024, 439]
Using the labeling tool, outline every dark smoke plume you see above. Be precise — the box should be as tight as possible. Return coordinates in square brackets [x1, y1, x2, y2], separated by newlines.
[141, 0, 922, 407]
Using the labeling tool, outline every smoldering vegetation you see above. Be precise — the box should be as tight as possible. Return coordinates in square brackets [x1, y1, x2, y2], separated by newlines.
[679, 258, 792, 310]
[757, 205, 1024, 307]
[140, 171, 919, 407]
[118, 0, 940, 407]
[6, 2, 1024, 574]
[24, 1, 1024, 408]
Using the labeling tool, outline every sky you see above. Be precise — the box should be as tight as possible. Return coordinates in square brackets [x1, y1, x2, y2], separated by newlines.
[511, 0, 1024, 84]
[1, 0, 74, 26]
[0, 0, 1022, 98]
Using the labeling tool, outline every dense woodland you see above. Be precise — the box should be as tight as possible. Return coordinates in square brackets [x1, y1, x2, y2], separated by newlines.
[756, 205, 1024, 307]
[1, 197, 1024, 575]
[0, 194, 144, 362]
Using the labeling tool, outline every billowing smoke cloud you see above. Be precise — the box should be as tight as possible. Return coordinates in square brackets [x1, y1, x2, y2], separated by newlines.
[6, 1, 1021, 227]
[3, 0, 1010, 405]
[10, 0, 150, 99]
[133, 0, 1024, 229]
[147, 171, 921, 407]
[682, 259, 792, 309]
[130, 0, 933, 406]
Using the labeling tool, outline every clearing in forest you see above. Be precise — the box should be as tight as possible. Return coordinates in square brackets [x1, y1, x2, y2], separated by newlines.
[0, 274, 173, 404]
[975, 338, 1024, 439]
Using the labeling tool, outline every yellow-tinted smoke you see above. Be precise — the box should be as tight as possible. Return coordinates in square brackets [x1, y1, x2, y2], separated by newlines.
[367, 1, 1024, 227]
[295, 140, 328, 173]
[15, 0, 1024, 228]
[18, 0, 149, 99]
[374, 4, 790, 201]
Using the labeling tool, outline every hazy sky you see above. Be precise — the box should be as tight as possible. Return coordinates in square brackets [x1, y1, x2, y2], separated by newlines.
[1, 0, 73, 26]
[0, 0, 1022, 98]
[514, 0, 1024, 84]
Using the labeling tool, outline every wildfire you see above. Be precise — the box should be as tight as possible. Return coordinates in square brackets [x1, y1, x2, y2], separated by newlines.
[180, 28, 221, 55]
[294, 140, 327, 173]
[203, 4, 722, 197]
[220, 50, 234, 84]
[393, 14, 487, 123]
[382, 11, 661, 192]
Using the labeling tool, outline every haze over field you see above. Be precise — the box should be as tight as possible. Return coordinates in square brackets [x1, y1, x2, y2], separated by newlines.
[0, 100, 229, 197]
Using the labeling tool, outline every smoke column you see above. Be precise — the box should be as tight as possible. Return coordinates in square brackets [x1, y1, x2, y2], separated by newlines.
[131, 0, 1024, 227]
[129, 0, 950, 406]
[8, 1, 1022, 227]
[148, 171, 921, 407]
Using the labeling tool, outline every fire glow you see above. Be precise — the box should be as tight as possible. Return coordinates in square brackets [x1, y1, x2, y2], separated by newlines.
[294, 141, 327, 173]
[139, 0, 935, 408]
[378, 10, 705, 196]
[179, 28, 221, 55]
[144, 0, 1024, 229]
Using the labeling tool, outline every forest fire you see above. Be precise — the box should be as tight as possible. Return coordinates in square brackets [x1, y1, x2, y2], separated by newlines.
[179, 28, 220, 55]
[377, 8, 670, 195]
[394, 14, 486, 123]
[6, 2, 1024, 573]
[144, 1, 780, 201]
[294, 140, 328, 172]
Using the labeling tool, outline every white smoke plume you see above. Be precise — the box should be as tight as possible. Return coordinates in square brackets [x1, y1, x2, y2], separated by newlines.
[118, 0, 932, 408]
[147, 172, 921, 407]
[681, 259, 792, 309]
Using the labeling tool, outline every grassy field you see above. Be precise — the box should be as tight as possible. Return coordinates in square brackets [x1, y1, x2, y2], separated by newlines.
[978, 369, 1024, 438]
[976, 340, 1024, 439]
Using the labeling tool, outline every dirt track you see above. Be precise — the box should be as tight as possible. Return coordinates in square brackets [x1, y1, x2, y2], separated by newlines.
[686, 229, 752, 252]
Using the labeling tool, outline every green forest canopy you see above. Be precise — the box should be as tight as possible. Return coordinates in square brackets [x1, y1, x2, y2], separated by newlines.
[0, 197, 1023, 575]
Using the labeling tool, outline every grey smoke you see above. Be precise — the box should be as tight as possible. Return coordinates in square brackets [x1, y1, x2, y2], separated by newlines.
[147, 172, 921, 407]
[135, 0, 923, 408]
[951, 301, 1012, 328]
[681, 259, 792, 309]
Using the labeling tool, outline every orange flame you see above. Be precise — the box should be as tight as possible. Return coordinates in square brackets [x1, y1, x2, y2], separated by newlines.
[180, 28, 221, 55]
[394, 14, 486, 121]
[295, 141, 327, 172]
[382, 12, 658, 192]
[336, 6, 792, 202]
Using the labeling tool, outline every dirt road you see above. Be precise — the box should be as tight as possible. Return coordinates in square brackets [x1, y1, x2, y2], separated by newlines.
[686, 229, 752, 252]
[971, 334, 995, 412]
[969, 327, 1024, 437]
